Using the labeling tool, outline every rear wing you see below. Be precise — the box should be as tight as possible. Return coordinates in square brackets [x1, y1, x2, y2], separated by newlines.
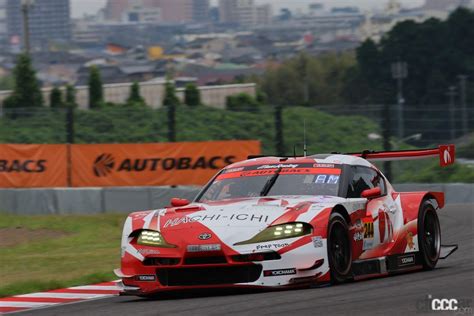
[348, 145, 455, 167]
[247, 145, 456, 167]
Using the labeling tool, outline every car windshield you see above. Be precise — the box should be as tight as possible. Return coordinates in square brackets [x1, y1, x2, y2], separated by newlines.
[197, 163, 342, 202]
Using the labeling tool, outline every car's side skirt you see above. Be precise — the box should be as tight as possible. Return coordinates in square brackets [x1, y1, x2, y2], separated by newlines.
[352, 252, 423, 280]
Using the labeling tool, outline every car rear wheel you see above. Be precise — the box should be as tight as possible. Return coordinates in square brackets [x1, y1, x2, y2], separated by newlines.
[327, 212, 352, 283]
[418, 199, 441, 270]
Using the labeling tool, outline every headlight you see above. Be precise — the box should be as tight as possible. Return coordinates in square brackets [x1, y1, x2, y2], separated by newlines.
[136, 230, 176, 248]
[234, 222, 312, 245]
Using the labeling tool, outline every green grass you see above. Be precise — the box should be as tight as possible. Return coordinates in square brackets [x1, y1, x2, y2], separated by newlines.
[0, 214, 126, 297]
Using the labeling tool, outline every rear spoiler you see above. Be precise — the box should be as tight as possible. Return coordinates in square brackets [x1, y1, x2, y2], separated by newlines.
[348, 145, 455, 167]
[248, 145, 456, 167]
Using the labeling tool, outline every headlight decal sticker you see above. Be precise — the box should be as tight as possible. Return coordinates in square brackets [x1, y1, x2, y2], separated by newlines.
[277, 207, 332, 255]
[234, 222, 312, 246]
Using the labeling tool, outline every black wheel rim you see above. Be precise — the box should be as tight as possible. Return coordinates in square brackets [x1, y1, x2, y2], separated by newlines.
[423, 210, 440, 261]
[330, 221, 350, 274]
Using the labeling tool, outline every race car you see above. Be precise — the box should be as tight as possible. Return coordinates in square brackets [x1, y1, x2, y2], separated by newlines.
[115, 145, 458, 296]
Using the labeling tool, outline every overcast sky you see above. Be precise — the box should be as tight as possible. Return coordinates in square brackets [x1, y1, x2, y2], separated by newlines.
[71, 0, 425, 18]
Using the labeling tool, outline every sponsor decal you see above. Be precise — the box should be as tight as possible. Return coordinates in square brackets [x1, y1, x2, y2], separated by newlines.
[137, 249, 161, 255]
[92, 154, 236, 178]
[136, 275, 156, 282]
[314, 175, 340, 184]
[263, 268, 297, 277]
[353, 232, 364, 242]
[313, 163, 335, 168]
[385, 202, 397, 214]
[186, 244, 221, 252]
[256, 242, 289, 250]
[354, 219, 364, 230]
[363, 239, 374, 250]
[198, 233, 212, 240]
[164, 213, 270, 228]
[312, 236, 324, 248]
[397, 254, 415, 267]
[224, 167, 244, 173]
[0, 159, 47, 173]
[218, 165, 341, 180]
[241, 170, 280, 177]
[352, 219, 365, 242]
[131, 212, 150, 219]
[257, 164, 299, 169]
[406, 231, 415, 250]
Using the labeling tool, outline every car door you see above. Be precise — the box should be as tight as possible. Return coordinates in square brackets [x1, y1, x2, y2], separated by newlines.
[347, 166, 401, 259]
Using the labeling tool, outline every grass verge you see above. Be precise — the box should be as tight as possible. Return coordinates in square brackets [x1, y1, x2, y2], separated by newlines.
[0, 214, 126, 297]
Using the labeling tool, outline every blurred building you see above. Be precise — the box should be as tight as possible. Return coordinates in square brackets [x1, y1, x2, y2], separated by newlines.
[5, 0, 71, 52]
[421, 0, 474, 19]
[192, 0, 210, 22]
[218, 0, 272, 26]
[256, 4, 272, 25]
[122, 3, 161, 23]
[422, 0, 474, 11]
[0, 0, 7, 49]
[104, 0, 129, 21]
[104, 0, 209, 24]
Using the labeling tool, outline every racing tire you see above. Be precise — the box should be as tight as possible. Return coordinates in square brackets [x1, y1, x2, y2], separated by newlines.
[418, 199, 441, 270]
[327, 212, 352, 284]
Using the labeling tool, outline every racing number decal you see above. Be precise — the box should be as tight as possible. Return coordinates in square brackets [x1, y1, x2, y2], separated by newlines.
[364, 221, 374, 238]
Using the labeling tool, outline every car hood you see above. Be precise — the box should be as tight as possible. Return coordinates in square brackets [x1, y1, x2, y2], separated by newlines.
[147, 196, 346, 245]
[164, 195, 344, 226]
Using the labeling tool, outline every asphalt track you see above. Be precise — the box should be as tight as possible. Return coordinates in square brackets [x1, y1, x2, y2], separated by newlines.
[18, 204, 474, 316]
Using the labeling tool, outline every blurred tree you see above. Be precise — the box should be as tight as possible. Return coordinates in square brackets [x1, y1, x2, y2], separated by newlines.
[226, 93, 260, 112]
[65, 84, 77, 108]
[127, 82, 146, 106]
[88, 66, 103, 109]
[351, 8, 474, 143]
[184, 83, 201, 107]
[256, 90, 268, 105]
[261, 52, 356, 106]
[163, 81, 180, 142]
[3, 53, 43, 111]
[49, 86, 63, 108]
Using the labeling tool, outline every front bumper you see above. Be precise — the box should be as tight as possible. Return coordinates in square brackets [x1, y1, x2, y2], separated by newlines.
[116, 239, 330, 296]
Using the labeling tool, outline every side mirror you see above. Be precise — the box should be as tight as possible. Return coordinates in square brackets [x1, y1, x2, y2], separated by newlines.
[361, 187, 382, 199]
[170, 198, 190, 207]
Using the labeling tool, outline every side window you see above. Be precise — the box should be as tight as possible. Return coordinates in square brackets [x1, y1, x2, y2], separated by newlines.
[347, 167, 385, 198]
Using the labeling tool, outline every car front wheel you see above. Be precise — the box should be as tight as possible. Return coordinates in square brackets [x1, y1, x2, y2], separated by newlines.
[327, 212, 352, 283]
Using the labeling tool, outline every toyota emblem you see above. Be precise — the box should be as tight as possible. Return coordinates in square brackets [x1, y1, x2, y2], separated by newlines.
[198, 233, 212, 240]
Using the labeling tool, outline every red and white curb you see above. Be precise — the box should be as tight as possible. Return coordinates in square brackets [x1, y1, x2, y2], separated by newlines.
[0, 281, 121, 314]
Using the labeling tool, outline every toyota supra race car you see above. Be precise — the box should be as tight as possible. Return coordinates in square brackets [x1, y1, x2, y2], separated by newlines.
[115, 145, 458, 296]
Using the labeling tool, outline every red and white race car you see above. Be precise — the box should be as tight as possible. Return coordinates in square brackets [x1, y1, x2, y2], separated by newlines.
[115, 146, 458, 296]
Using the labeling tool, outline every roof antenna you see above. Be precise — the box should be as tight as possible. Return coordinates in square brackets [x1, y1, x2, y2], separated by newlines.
[303, 119, 307, 157]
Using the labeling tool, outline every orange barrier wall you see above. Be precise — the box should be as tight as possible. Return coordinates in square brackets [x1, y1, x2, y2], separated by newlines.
[0, 144, 68, 188]
[0, 141, 261, 188]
